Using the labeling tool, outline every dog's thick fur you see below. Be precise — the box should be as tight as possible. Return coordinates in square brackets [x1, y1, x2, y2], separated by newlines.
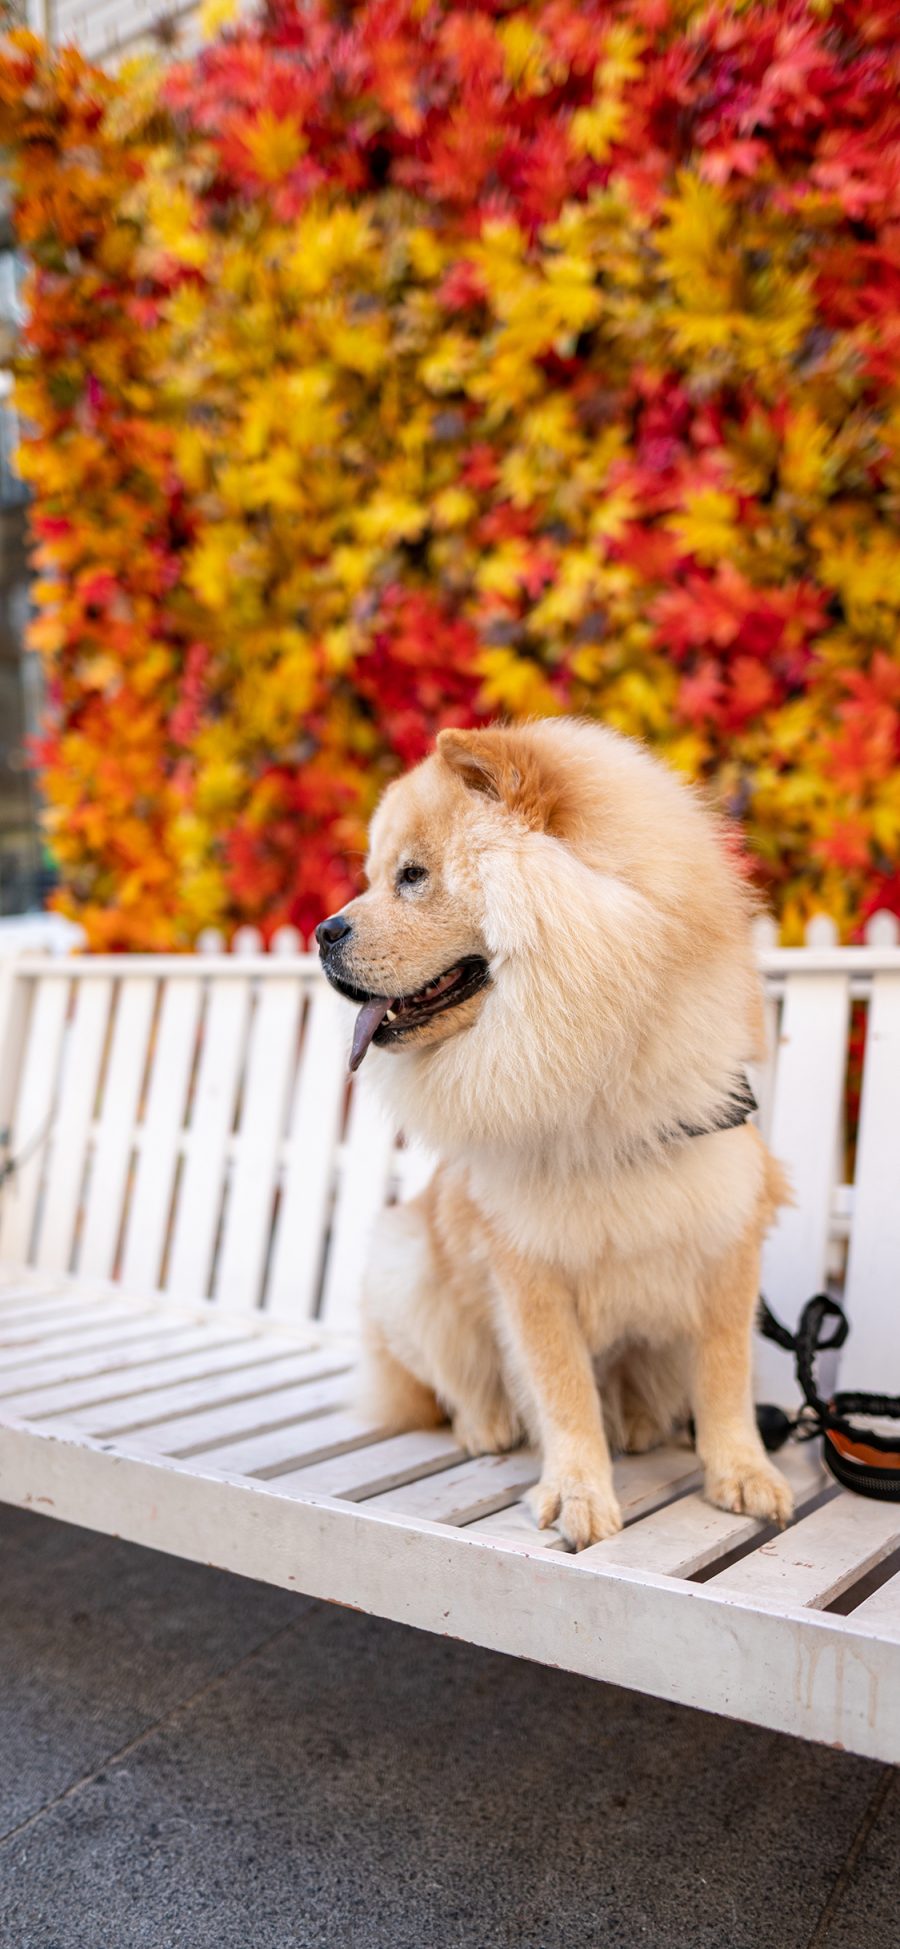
[320, 719, 792, 1548]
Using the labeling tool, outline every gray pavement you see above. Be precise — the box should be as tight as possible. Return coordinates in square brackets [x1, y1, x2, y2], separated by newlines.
[1, 1501, 898, 1949]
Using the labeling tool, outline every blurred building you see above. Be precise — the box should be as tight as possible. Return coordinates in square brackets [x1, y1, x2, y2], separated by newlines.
[1, 2, 207, 917]
[0, 212, 49, 916]
[2, 1, 218, 915]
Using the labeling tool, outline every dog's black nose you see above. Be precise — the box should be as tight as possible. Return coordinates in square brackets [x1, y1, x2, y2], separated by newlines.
[316, 913, 353, 950]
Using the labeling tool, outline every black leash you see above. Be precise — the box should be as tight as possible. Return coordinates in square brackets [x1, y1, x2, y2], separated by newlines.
[757, 1295, 900, 1500]
[676, 1080, 900, 1503]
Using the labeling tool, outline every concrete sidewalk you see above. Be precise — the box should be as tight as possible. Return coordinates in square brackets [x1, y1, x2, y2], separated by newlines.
[1, 1502, 897, 1949]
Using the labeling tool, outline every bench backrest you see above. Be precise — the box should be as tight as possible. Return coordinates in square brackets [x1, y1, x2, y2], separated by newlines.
[0, 920, 897, 1395]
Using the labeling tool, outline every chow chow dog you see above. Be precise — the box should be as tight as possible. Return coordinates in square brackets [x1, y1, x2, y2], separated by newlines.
[317, 719, 792, 1549]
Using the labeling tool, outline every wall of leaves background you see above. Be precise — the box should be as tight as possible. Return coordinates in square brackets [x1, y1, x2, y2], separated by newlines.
[2, 0, 899, 947]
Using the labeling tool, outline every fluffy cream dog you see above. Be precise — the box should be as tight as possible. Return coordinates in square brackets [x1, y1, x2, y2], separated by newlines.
[316, 719, 792, 1548]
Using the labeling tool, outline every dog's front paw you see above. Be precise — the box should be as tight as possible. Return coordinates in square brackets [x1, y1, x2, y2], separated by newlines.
[452, 1400, 523, 1458]
[529, 1474, 623, 1550]
[705, 1453, 793, 1528]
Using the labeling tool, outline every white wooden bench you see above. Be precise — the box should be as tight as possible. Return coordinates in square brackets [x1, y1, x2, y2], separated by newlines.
[1, 919, 899, 1762]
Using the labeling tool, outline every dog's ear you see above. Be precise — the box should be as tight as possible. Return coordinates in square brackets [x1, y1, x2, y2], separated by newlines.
[436, 727, 572, 835]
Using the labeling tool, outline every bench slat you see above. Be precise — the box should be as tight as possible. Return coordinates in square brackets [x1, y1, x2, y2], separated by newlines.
[274, 1427, 466, 1500]
[847, 1571, 900, 1642]
[0, 1287, 65, 1316]
[841, 971, 900, 1389]
[362, 1449, 541, 1525]
[213, 979, 304, 1313]
[469, 1445, 703, 1554]
[34, 977, 114, 1275]
[0, 1324, 244, 1399]
[0, 976, 70, 1265]
[78, 977, 157, 1280]
[120, 978, 203, 1292]
[0, 1286, 92, 1326]
[165, 977, 252, 1303]
[60, 1347, 350, 1439]
[125, 1369, 352, 1457]
[464, 1501, 568, 1552]
[0, 1298, 150, 1351]
[0, 1266, 80, 1307]
[577, 1444, 826, 1577]
[6, 1338, 297, 1420]
[265, 982, 348, 1321]
[319, 1080, 397, 1330]
[192, 1407, 384, 1479]
[746, 989, 779, 1146]
[709, 1493, 900, 1608]
[756, 971, 850, 1403]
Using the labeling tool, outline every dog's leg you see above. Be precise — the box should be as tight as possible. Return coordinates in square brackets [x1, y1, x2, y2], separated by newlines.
[603, 1348, 689, 1455]
[692, 1226, 793, 1526]
[357, 1317, 446, 1432]
[359, 1196, 522, 1454]
[495, 1252, 621, 1549]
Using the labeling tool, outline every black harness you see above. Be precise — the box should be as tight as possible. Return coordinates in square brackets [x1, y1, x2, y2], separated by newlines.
[667, 1072, 759, 1143]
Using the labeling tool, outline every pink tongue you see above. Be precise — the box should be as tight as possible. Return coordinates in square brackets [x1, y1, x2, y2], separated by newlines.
[349, 996, 391, 1073]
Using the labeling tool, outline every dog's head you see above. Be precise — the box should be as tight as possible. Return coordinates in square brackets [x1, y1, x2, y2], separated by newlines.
[317, 719, 762, 1148]
[316, 729, 516, 1071]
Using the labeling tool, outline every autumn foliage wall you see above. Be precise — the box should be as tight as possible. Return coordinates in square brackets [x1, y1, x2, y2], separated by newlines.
[2, 0, 899, 947]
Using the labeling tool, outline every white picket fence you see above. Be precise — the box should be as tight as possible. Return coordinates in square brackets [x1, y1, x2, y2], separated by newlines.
[1, 911, 900, 1763]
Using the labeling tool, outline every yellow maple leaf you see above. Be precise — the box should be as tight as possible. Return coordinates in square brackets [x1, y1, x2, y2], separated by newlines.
[406, 226, 446, 283]
[475, 541, 531, 600]
[175, 426, 209, 493]
[327, 317, 389, 377]
[529, 550, 600, 631]
[570, 96, 627, 162]
[667, 488, 739, 563]
[289, 207, 377, 297]
[186, 527, 242, 611]
[420, 333, 476, 396]
[355, 493, 427, 546]
[602, 21, 647, 85]
[781, 404, 832, 498]
[322, 625, 356, 672]
[199, 0, 239, 40]
[196, 757, 244, 816]
[331, 544, 380, 595]
[432, 486, 477, 529]
[498, 18, 554, 94]
[665, 731, 708, 776]
[145, 180, 209, 270]
[478, 649, 560, 716]
[657, 174, 734, 319]
[244, 111, 306, 182]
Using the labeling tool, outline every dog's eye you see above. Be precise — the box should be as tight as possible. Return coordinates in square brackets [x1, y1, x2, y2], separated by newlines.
[396, 864, 428, 890]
